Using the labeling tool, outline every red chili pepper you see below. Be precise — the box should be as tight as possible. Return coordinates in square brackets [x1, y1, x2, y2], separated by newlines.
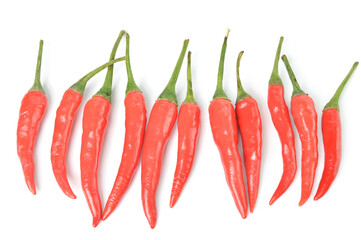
[141, 39, 189, 229]
[314, 62, 358, 200]
[209, 30, 248, 219]
[268, 37, 297, 205]
[51, 57, 125, 199]
[235, 51, 262, 213]
[17, 40, 46, 195]
[169, 51, 200, 208]
[281, 55, 318, 206]
[102, 33, 147, 220]
[80, 30, 125, 227]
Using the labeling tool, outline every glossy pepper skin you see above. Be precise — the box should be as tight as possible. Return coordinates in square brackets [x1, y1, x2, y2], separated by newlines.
[50, 57, 125, 199]
[102, 33, 147, 220]
[235, 51, 262, 213]
[17, 40, 46, 195]
[80, 30, 125, 227]
[170, 52, 200, 208]
[314, 62, 358, 200]
[281, 55, 318, 206]
[141, 39, 189, 229]
[268, 37, 297, 205]
[209, 30, 248, 219]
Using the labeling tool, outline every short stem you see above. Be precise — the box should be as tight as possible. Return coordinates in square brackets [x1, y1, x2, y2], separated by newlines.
[70, 57, 125, 95]
[125, 32, 141, 95]
[213, 29, 230, 100]
[30, 40, 45, 93]
[157, 39, 189, 105]
[183, 51, 197, 104]
[324, 62, 358, 110]
[281, 54, 305, 98]
[236, 51, 250, 102]
[269, 36, 284, 86]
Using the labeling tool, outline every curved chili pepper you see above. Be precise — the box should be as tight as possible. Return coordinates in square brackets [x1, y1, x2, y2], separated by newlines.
[169, 51, 200, 208]
[141, 39, 189, 229]
[314, 62, 358, 201]
[209, 30, 248, 219]
[281, 55, 318, 206]
[268, 37, 297, 205]
[17, 40, 46, 195]
[80, 30, 125, 227]
[51, 57, 126, 199]
[102, 32, 147, 220]
[235, 51, 262, 213]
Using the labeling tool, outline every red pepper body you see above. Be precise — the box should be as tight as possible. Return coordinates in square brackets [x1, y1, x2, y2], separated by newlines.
[209, 98, 248, 219]
[314, 108, 341, 200]
[141, 99, 178, 229]
[17, 90, 47, 195]
[268, 84, 297, 205]
[290, 95, 318, 205]
[169, 102, 200, 208]
[81, 96, 111, 227]
[102, 91, 147, 220]
[235, 97, 262, 213]
[51, 89, 82, 199]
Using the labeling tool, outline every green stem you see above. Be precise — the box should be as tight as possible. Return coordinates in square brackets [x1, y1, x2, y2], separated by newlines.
[213, 29, 230, 100]
[157, 39, 189, 105]
[30, 40, 45, 93]
[281, 54, 306, 98]
[183, 51, 197, 104]
[94, 30, 125, 102]
[324, 62, 358, 110]
[125, 32, 141, 95]
[70, 57, 125, 95]
[269, 36, 284, 86]
[236, 51, 251, 102]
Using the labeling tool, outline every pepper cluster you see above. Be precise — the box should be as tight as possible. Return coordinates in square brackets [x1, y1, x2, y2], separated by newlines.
[16, 29, 358, 228]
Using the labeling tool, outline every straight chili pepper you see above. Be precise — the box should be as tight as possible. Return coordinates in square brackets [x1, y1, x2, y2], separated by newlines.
[281, 55, 318, 206]
[314, 62, 358, 200]
[169, 51, 200, 208]
[141, 39, 189, 229]
[209, 30, 248, 219]
[17, 40, 46, 195]
[235, 51, 262, 213]
[268, 37, 297, 205]
[51, 56, 125, 199]
[80, 30, 125, 227]
[102, 32, 147, 220]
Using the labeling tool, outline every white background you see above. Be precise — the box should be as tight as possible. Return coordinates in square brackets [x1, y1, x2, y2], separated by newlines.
[1, 0, 360, 239]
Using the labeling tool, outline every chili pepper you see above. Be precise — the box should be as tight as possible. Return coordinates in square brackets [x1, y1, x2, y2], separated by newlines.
[169, 51, 200, 208]
[314, 62, 358, 201]
[102, 32, 147, 220]
[51, 57, 125, 200]
[209, 30, 248, 219]
[141, 39, 189, 229]
[281, 55, 318, 206]
[80, 30, 125, 227]
[235, 51, 262, 213]
[17, 40, 46, 195]
[268, 37, 297, 205]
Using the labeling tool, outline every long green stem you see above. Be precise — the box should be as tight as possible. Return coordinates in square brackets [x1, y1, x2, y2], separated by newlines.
[95, 30, 125, 102]
[281, 54, 305, 98]
[236, 51, 250, 102]
[269, 36, 284, 86]
[70, 57, 125, 95]
[213, 29, 230, 100]
[125, 33, 141, 95]
[158, 39, 189, 105]
[324, 62, 358, 110]
[30, 40, 45, 93]
[183, 51, 197, 104]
